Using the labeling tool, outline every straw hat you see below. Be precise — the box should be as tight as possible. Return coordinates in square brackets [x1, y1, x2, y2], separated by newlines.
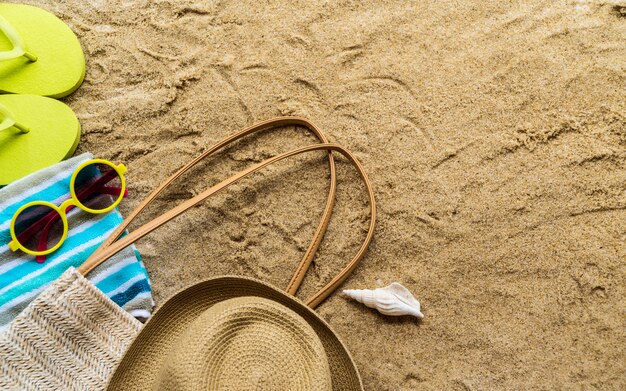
[106, 276, 363, 390]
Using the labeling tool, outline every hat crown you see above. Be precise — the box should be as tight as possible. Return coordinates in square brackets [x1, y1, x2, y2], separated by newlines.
[154, 296, 332, 391]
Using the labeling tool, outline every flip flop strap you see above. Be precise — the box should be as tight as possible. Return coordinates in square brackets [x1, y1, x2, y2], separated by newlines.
[78, 142, 375, 309]
[0, 15, 37, 62]
[0, 102, 29, 133]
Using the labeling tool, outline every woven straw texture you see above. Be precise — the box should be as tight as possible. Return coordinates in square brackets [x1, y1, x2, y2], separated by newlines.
[0, 267, 141, 391]
[108, 276, 363, 391]
[155, 296, 332, 390]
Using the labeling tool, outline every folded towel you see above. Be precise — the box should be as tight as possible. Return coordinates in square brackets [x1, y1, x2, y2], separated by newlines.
[0, 153, 154, 330]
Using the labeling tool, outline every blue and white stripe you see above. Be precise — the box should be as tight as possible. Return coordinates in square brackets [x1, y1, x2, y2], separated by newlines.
[0, 153, 153, 330]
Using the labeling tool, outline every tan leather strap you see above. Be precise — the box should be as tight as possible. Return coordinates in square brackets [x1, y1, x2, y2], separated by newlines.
[78, 143, 376, 309]
[88, 117, 336, 296]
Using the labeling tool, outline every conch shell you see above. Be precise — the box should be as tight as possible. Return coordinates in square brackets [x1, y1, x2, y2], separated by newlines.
[343, 282, 424, 320]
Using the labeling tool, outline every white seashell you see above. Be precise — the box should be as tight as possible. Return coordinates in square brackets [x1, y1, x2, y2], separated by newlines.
[343, 282, 424, 320]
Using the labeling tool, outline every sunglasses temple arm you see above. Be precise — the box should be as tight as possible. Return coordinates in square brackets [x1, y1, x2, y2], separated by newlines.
[34, 210, 65, 263]
[35, 230, 49, 263]
[37, 204, 76, 262]
[74, 169, 119, 200]
[15, 209, 58, 246]
[98, 186, 128, 197]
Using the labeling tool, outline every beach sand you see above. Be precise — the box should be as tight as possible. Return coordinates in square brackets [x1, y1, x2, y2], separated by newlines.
[23, 0, 626, 389]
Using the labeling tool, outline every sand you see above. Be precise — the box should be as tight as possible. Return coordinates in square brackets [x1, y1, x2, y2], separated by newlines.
[22, 0, 626, 389]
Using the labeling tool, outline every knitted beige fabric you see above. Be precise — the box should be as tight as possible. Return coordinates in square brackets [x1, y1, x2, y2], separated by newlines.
[0, 267, 141, 391]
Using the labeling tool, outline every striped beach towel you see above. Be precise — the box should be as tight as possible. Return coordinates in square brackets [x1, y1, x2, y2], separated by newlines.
[0, 153, 153, 331]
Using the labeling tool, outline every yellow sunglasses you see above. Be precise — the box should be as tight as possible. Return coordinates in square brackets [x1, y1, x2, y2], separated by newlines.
[8, 159, 127, 262]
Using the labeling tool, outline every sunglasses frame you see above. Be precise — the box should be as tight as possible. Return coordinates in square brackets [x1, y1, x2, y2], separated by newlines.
[8, 159, 127, 256]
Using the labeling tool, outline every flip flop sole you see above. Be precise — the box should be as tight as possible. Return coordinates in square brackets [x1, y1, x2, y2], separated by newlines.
[0, 94, 80, 185]
[0, 3, 85, 98]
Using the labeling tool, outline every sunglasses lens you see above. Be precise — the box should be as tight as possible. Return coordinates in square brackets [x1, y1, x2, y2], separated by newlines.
[14, 204, 64, 253]
[74, 163, 123, 211]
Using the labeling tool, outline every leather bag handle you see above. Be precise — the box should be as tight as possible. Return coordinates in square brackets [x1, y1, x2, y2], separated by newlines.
[86, 117, 337, 297]
[79, 129, 376, 309]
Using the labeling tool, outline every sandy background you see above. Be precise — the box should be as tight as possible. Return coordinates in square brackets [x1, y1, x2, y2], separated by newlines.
[21, 0, 626, 389]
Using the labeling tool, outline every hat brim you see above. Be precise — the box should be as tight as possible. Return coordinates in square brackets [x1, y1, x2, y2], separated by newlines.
[107, 276, 363, 390]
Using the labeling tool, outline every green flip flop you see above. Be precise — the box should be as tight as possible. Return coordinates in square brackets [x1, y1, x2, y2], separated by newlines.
[0, 94, 80, 185]
[0, 3, 85, 98]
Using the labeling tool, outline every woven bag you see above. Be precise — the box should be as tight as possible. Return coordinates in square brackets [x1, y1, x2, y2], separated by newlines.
[0, 267, 141, 390]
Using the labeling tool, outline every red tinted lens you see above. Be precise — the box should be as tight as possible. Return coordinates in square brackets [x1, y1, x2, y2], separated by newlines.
[13, 204, 64, 253]
[74, 163, 122, 211]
